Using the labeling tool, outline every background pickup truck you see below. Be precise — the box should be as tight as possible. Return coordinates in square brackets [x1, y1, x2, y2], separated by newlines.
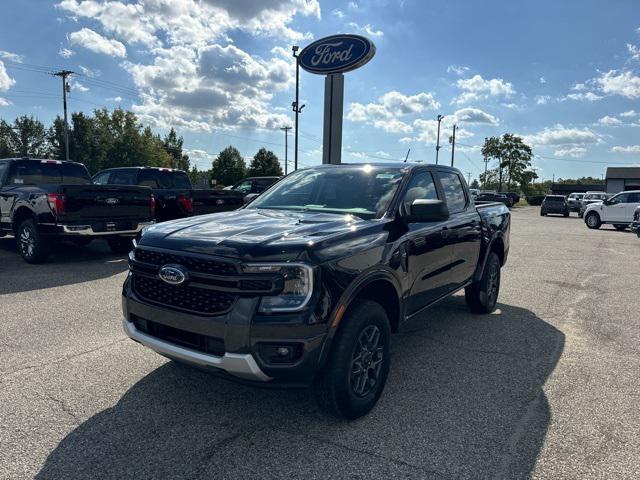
[122, 163, 510, 419]
[93, 167, 245, 222]
[0, 158, 154, 263]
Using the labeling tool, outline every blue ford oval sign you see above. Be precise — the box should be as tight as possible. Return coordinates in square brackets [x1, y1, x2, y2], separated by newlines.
[159, 264, 188, 286]
[299, 34, 376, 75]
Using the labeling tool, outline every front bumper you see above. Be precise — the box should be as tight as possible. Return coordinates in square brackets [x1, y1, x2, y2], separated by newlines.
[122, 276, 328, 386]
[631, 220, 640, 233]
[123, 319, 271, 381]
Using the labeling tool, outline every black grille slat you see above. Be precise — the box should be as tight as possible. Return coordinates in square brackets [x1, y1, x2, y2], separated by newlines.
[132, 316, 225, 356]
[134, 248, 238, 275]
[133, 275, 235, 315]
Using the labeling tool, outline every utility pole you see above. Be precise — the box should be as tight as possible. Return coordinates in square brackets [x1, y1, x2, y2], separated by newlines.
[280, 126, 292, 174]
[466, 172, 472, 185]
[435, 114, 444, 164]
[51, 70, 74, 161]
[449, 124, 457, 167]
[292, 46, 305, 171]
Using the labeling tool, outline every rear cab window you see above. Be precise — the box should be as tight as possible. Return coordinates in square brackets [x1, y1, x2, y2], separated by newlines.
[7, 160, 91, 185]
[0, 161, 8, 185]
[437, 171, 468, 213]
[110, 170, 139, 185]
[173, 172, 191, 189]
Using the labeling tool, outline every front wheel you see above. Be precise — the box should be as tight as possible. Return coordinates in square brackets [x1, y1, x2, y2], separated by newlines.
[613, 224, 628, 231]
[585, 212, 601, 229]
[540, 210, 546, 216]
[465, 251, 501, 314]
[315, 300, 391, 420]
[107, 237, 133, 254]
[17, 219, 49, 263]
[563, 210, 569, 217]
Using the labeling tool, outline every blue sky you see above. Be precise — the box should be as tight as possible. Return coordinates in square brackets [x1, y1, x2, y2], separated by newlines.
[1, 0, 640, 181]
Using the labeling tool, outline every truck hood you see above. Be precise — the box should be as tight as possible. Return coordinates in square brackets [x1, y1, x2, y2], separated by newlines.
[137, 208, 380, 262]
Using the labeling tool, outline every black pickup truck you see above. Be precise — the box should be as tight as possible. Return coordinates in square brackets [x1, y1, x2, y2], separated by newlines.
[0, 158, 155, 263]
[93, 167, 245, 222]
[122, 163, 510, 419]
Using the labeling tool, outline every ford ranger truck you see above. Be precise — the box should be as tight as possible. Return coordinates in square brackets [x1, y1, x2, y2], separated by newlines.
[122, 163, 510, 419]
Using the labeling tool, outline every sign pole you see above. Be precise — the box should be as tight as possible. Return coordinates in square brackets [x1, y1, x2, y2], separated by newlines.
[322, 73, 344, 165]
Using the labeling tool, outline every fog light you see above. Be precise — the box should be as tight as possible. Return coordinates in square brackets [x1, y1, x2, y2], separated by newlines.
[276, 346, 290, 357]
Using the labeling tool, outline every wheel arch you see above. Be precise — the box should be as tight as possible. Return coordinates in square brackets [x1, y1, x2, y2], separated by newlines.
[12, 206, 37, 234]
[317, 269, 402, 370]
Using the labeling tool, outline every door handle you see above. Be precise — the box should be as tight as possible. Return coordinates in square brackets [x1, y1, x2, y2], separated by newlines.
[440, 227, 450, 238]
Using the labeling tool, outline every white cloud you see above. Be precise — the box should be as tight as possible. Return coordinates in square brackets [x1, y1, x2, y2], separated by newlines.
[554, 146, 587, 158]
[108, 96, 123, 102]
[611, 145, 640, 153]
[627, 43, 640, 61]
[69, 80, 89, 92]
[447, 65, 470, 76]
[332, 8, 344, 18]
[597, 115, 622, 127]
[348, 1, 358, 9]
[452, 107, 499, 125]
[620, 110, 637, 117]
[0, 50, 24, 63]
[0, 97, 11, 106]
[347, 90, 440, 133]
[523, 125, 600, 146]
[69, 28, 127, 58]
[347, 22, 383, 37]
[535, 95, 550, 105]
[412, 118, 473, 145]
[0, 61, 15, 91]
[539, 76, 546, 84]
[596, 70, 640, 99]
[453, 74, 515, 105]
[565, 92, 603, 101]
[571, 83, 587, 91]
[79, 65, 100, 77]
[58, 47, 75, 58]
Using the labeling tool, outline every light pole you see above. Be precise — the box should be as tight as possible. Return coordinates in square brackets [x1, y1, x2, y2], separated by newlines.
[280, 126, 291, 174]
[435, 114, 444, 164]
[292, 46, 305, 171]
[449, 124, 457, 167]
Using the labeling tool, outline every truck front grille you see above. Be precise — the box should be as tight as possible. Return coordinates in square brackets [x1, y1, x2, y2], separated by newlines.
[133, 275, 236, 315]
[134, 248, 238, 275]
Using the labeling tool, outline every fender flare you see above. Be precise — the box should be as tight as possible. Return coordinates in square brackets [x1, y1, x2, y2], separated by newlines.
[316, 267, 403, 369]
[473, 231, 506, 282]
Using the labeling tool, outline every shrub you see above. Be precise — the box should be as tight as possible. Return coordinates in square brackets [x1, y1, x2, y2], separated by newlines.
[526, 195, 546, 206]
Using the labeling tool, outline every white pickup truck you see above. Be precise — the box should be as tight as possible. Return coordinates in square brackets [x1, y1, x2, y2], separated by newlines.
[584, 190, 640, 230]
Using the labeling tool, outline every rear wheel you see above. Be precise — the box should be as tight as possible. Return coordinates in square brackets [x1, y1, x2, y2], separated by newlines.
[465, 252, 501, 314]
[585, 212, 601, 229]
[107, 237, 133, 254]
[315, 300, 391, 420]
[613, 224, 628, 231]
[17, 219, 49, 263]
[563, 210, 569, 217]
[540, 210, 546, 216]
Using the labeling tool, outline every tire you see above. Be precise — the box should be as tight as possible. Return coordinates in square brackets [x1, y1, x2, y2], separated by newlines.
[585, 212, 601, 229]
[17, 219, 49, 263]
[613, 224, 628, 231]
[107, 237, 133, 254]
[563, 210, 569, 217]
[315, 300, 391, 420]
[465, 251, 501, 314]
[540, 210, 546, 216]
[578, 211, 584, 218]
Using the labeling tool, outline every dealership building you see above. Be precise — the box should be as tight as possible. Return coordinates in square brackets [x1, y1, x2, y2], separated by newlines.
[605, 167, 640, 193]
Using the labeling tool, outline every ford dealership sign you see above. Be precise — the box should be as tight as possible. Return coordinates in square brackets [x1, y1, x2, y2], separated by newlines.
[299, 34, 376, 75]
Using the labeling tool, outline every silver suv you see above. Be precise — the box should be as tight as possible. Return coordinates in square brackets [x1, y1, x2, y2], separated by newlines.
[578, 191, 609, 218]
[567, 192, 585, 212]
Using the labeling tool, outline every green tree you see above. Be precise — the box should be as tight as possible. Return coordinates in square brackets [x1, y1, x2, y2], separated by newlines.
[0, 120, 17, 157]
[470, 179, 480, 190]
[211, 146, 246, 186]
[163, 128, 190, 171]
[4, 116, 50, 157]
[482, 134, 533, 191]
[247, 148, 283, 177]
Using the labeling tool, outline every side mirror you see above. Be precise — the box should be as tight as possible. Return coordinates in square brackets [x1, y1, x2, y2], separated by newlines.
[603, 199, 612, 205]
[407, 199, 449, 222]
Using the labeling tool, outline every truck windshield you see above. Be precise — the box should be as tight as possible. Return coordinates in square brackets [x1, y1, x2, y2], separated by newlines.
[247, 165, 406, 219]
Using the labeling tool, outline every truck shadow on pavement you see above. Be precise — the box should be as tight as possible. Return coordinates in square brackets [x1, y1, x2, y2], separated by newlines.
[36, 297, 564, 480]
[0, 238, 129, 295]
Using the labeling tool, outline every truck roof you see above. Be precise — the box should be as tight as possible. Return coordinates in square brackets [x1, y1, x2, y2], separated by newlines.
[303, 162, 461, 172]
[0, 157, 86, 167]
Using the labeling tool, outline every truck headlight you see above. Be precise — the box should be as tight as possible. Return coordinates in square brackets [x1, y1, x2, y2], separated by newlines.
[242, 263, 314, 312]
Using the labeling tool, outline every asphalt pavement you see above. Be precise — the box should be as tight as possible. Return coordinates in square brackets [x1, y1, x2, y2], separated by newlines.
[1, 208, 639, 479]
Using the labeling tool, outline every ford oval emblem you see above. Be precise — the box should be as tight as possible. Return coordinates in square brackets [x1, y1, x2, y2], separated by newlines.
[104, 197, 120, 205]
[299, 34, 376, 75]
[159, 264, 188, 285]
